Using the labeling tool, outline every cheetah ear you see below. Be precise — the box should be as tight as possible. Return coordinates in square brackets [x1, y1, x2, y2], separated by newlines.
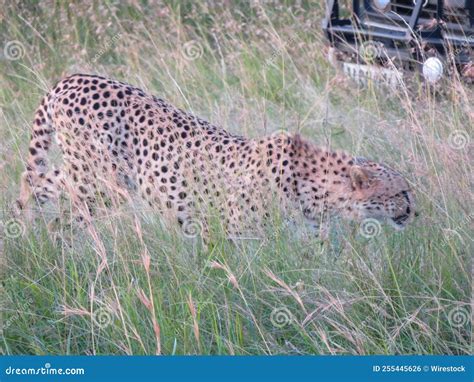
[349, 165, 371, 190]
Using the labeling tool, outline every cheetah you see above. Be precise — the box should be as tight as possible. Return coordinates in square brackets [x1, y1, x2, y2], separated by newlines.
[17, 74, 416, 237]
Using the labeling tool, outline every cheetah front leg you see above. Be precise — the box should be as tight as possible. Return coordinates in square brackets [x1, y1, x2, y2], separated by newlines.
[16, 167, 65, 219]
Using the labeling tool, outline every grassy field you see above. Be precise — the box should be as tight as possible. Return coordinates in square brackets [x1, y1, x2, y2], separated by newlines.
[0, 1, 472, 355]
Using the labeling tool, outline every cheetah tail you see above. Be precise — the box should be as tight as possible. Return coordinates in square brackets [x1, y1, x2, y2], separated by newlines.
[16, 95, 55, 211]
[28, 97, 54, 173]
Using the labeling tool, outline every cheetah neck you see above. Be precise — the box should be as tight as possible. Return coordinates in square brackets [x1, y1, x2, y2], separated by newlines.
[284, 138, 360, 219]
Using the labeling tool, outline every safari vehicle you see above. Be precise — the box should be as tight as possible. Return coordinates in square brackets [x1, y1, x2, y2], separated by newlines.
[323, 0, 474, 85]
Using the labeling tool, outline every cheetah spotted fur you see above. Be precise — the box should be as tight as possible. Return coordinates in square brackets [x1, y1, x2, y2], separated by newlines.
[17, 74, 416, 235]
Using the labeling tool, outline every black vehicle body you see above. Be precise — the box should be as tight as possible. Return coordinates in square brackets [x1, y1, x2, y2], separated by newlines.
[323, 0, 473, 78]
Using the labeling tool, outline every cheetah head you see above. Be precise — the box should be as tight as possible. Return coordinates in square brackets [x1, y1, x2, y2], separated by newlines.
[345, 157, 416, 230]
[290, 136, 416, 230]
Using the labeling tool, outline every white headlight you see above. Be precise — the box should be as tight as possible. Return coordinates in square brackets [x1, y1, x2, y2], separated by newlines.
[372, 0, 391, 10]
[422, 57, 443, 84]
